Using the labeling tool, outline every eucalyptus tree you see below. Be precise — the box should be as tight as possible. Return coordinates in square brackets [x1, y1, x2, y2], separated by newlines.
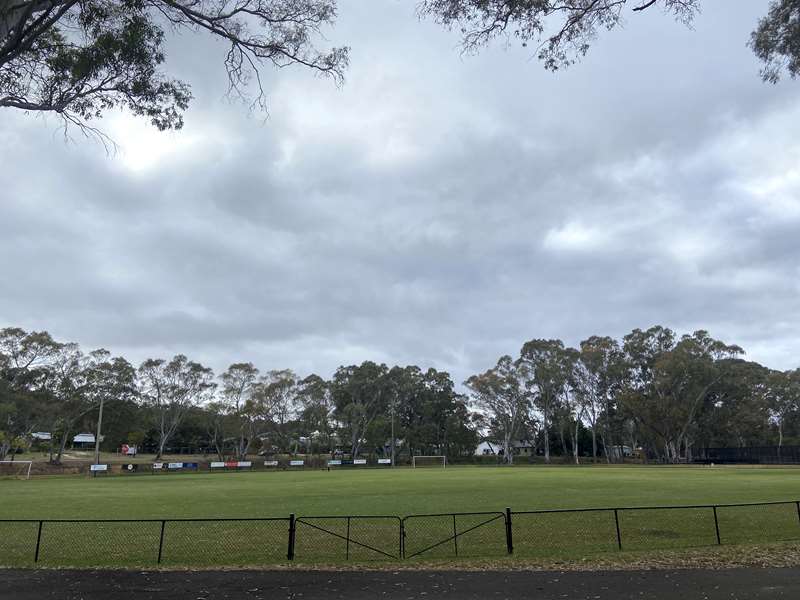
[252, 369, 300, 454]
[465, 355, 530, 464]
[219, 362, 259, 460]
[41, 345, 135, 463]
[765, 369, 800, 457]
[389, 365, 474, 460]
[5, 0, 798, 143]
[0, 327, 60, 388]
[331, 361, 392, 458]
[621, 327, 743, 462]
[519, 338, 576, 463]
[0, 0, 348, 135]
[420, 0, 800, 82]
[296, 374, 334, 453]
[0, 327, 60, 460]
[137, 354, 215, 459]
[574, 336, 626, 462]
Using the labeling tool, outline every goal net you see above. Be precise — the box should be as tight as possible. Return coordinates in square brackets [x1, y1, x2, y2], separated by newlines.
[411, 455, 446, 468]
[0, 460, 33, 480]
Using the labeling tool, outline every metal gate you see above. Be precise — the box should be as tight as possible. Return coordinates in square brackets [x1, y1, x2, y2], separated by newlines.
[401, 512, 508, 559]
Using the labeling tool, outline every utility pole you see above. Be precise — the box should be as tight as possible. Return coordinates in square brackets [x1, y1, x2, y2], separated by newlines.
[94, 396, 105, 465]
[390, 400, 395, 468]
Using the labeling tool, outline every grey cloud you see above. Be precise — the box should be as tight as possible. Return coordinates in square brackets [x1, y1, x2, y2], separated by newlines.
[1, 0, 799, 385]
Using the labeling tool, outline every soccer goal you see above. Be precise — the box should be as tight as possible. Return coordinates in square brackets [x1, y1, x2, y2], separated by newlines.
[0, 460, 33, 479]
[411, 455, 446, 468]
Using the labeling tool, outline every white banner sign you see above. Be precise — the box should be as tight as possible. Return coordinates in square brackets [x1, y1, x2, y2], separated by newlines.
[378, 458, 392, 464]
[353, 459, 367, 465]
[90, 464, 108, 472]
[152, 462, 163, 469]
[168, 462, 183, 469]
[264, 460, 279, 467]
[289, 460, 304, 466]
[237, 461, 252, 468]
[327, 460, 341, 466]
[210, 462, 225, 469]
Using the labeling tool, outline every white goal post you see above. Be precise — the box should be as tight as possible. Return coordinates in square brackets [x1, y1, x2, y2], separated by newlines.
[0, 460, 33, 480]
[411, 455, 446, 468]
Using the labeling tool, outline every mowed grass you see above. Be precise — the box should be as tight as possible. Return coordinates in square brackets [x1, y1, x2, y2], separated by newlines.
[1, 465, 799, 518]
[2, 465, 800, 567]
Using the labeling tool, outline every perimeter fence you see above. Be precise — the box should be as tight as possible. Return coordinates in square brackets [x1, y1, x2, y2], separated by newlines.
[2, 500, 799, 567]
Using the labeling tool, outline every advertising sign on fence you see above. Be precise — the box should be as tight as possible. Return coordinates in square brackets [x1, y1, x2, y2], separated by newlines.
[124, 464, 138, 472]
[168, 462, 183, 470]
[90, 464, 108, 472]
[290, 460, 304, 466]
[378, 458, 392, 465]
[327, 460, 342, 466]
[237, 461, 252, 468]
[353, 459, 367, 465]
[184, 462, 199, 470]
[264, 460, 279, 467]
[152, 462, 163, 470]
[210, 462, 225, 469]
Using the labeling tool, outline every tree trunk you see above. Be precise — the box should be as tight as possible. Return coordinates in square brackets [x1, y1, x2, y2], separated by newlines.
[543, 422, 550, 464]
[503, 433, 513, 465]
[558, 424, 567, 456]
[600, 430, 611, 464]
[54, 428, 70, 465]
[591, 425, 597, 462]
[573, 421, 580, 465]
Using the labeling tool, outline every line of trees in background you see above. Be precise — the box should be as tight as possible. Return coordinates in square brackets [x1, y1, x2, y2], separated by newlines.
[1, 325, 799, 465]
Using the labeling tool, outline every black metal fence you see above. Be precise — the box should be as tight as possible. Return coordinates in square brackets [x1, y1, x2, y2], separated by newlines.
[2, 500, 800, 567]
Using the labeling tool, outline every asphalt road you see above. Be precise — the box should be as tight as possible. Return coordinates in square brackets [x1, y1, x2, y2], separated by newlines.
[1, 568, 798, 599]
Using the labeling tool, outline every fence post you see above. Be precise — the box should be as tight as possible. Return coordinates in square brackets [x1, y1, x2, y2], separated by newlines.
[795, 501, 800, 526]
[157, 520, 166, 563]
[712, 507, 721, 545]
[346, 516, 351, 560]
[505, 507, 514, 555]
[452, 514, 458, 556]
[34, 520, 43, 563]
[613, 509, 622, 550]
[287, 514, 296, 561]
[400, 519, 405, 559]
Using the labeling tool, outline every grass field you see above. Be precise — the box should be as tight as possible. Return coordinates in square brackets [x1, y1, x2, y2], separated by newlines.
[2, 465, 799, 518]
[2, 465, 800, 567]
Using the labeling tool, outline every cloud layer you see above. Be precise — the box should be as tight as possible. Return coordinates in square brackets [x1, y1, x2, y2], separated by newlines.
[1, 0, 799, 383]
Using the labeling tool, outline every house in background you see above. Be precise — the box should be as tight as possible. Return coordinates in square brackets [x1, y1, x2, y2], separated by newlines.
[475, 440, 537, 457]
[475, 441, 497, 456]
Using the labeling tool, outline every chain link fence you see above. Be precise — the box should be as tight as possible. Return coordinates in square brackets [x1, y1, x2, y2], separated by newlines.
[402, 512, 508, 559]
[160, 518, 290, 566]
[2, 500, 800, 567]
[512, 508, 619, 556]
[294, 516, 401, 561]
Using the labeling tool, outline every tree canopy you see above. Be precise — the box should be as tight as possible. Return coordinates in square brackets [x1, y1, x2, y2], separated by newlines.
[1, 1, 797, 137]
[0, 0, 348, 135]
[2, 323, 800, 465]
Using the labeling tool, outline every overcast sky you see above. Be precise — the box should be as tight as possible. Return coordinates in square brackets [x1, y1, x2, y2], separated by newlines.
[1, 0, 799, 384]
